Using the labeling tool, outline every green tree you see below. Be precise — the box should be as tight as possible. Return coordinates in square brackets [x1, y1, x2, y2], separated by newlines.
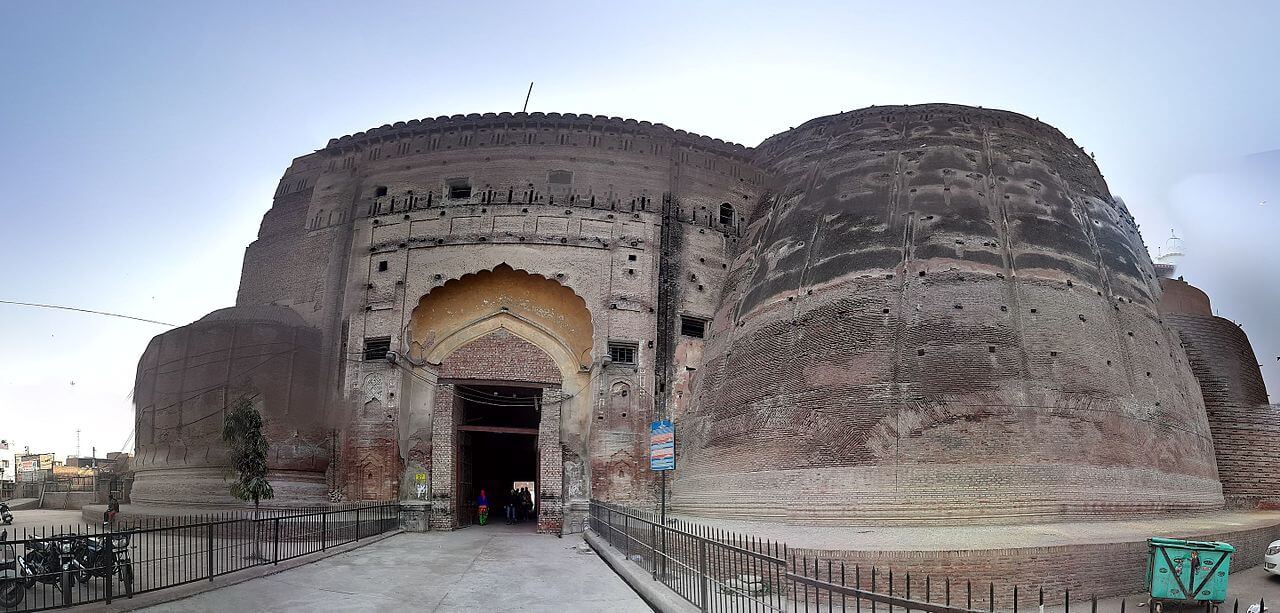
[221, 395, 274, 517]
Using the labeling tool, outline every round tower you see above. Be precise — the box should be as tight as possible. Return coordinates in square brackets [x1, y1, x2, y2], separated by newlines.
[674, 104, 1220, 524]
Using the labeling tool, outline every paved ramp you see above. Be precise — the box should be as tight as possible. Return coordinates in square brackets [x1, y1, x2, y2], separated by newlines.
[141, 524, 651, 612]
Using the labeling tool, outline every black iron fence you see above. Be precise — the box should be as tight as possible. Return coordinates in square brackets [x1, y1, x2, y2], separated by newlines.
[0, 502, 399, 612]
[588, 501, 1270, 613]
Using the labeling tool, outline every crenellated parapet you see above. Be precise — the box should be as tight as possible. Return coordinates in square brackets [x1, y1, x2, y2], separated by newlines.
[323, 111, 754, 161]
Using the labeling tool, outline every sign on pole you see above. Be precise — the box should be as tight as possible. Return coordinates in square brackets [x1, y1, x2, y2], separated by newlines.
[650, 420, 675, 471]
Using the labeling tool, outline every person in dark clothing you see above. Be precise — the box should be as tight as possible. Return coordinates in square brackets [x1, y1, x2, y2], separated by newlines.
[519, 487, 533, 522]
[103, 494, 120, 525]
[505, 488, 519, 524]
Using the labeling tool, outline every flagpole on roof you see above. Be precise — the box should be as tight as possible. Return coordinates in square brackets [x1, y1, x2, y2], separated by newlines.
[522, 82, 533, 113]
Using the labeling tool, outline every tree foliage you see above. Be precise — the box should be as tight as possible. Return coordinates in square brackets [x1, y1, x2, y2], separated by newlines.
[221, 395, 274, 509]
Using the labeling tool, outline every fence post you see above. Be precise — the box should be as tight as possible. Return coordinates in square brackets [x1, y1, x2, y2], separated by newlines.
[104, 525, 114, 605]
[272, 517, 281, 565]
[356, 506, 362, 541]
[321, 511, 327, 551]
[650, 523, 658, 580]
[207, 522, 215, 581]
[699, 538, 709, 612]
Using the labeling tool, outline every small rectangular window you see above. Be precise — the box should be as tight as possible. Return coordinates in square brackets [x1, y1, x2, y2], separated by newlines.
[363, 337, 391, 361]
[448, 178, 471, 199]
[607, 341, 637, 365]
[377, 260, 388, 272]
[680, 316, 707, 339]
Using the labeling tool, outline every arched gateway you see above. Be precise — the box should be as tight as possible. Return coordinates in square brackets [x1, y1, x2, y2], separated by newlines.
[398, 264, 593, 533]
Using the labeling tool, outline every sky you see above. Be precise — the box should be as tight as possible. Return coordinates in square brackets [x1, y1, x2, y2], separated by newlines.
[1, 0, 1277, 464]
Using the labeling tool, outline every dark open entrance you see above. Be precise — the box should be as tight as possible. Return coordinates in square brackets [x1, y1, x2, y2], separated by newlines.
[454, 384, 541, 527]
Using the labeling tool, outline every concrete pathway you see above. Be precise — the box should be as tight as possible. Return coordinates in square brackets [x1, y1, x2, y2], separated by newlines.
[140, 524, 652, 612]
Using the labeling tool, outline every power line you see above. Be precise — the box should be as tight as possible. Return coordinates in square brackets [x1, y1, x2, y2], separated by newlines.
[0, 299, 176, 327]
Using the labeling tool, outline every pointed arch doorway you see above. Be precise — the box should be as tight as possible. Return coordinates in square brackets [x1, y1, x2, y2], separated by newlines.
[401, 265, 593, 534]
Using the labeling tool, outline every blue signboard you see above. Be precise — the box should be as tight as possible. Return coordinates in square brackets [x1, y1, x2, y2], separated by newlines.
[650, 420, 675, 471]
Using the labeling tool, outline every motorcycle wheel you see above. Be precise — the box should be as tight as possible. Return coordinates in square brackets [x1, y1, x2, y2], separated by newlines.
[0, 580, 23, 608]
[119, 563, 134, 598]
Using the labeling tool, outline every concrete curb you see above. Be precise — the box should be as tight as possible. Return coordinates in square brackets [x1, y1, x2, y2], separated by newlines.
[82, 529, 403, 611]
[585, 529, 699, 613]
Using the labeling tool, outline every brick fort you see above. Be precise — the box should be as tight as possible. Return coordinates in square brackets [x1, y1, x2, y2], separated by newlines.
[129, 104, 1280, 594]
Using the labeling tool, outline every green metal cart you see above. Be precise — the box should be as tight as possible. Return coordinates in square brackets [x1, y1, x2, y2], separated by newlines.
[1145, 537, 1235, 612]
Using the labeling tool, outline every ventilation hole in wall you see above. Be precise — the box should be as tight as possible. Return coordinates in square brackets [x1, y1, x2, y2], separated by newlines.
[721, 263, 727, 269]
[1050, 351, 1058, 357]
[953, 304, 963, 309]
[1000, 306, 1008, 312]
[1127, 331, 1134, 337]
[1106, 360, 1112, 366]
[1146, 371, 1152, 377]
[436, 238, 444, 244]
[365, 283, 374, 289]
[1030, 308, 1038, 313]
[917, 349, 926, 356]
[434, 274, 442, 280]
[372, 219, 380, 225]
[883, 308, 890, 314]
[1079, 314, 1087, 322]
[885, 274, 894, 279]
[787, 296, 794, 301]
[377, 260, 388, 272]
[989, 346, 996, 353]
[439, 211, 446, 216]
[628, 254, 637, 261]
[556, 273, 564, 278]
[699, 257, 706, 263]
[621, 412, 627, 418]
[478, 237, 487, 242]
[403, 214, 411, 220]
[560, 238, 567, 244]
[628, 269, 635, 275]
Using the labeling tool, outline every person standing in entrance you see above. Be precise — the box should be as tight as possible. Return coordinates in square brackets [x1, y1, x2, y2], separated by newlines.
[477, 489, 489, 525]
[520, 487, 533, 522]
[505, 488, 518, 524]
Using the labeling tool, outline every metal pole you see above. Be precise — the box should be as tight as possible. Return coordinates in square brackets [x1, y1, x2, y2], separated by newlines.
[698, 538, 709, 612]
[661, 471, 667, 525]
[522, 82, 533, 113]
[272, 518, 280, 565]
[207, 522, 214, 581]
[321, 512, 327, 551]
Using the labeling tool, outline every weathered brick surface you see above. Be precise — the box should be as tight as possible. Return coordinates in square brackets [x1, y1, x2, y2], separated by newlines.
[437, 328, 561, 384]
[675, 105, 1220, 522]
[1159, 280, 1277, 505]
[136, 107, 1278, 545]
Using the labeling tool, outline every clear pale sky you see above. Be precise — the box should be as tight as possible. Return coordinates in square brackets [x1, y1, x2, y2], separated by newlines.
[1, 1, 1277, 462]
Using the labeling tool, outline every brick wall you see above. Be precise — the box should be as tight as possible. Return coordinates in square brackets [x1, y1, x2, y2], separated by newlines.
[1163, 310, 1277, 503]
[676, 104, 1221, 522]
[438, 328, 562, 384]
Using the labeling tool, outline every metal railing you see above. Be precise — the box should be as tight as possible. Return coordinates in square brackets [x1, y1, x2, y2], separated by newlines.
[0, 502, 399, 611]
[588, 501, 1270, 613]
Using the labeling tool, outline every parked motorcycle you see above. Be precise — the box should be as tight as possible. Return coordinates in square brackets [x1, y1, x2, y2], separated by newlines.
[69, 525, 134, 597]
[0, 530, 24, 609]
[20, 533, 79, 603]
[0, 504, 12, 526]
